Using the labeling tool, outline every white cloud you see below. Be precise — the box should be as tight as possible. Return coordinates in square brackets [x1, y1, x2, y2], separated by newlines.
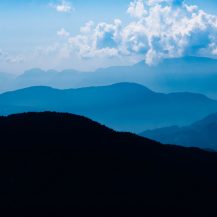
[36, 44, 60, 56]
[0, 49, 24, 64]
[80, 21, 95, 34]
[50, 1, 73, 13]
[57, 28, 70, 37]
[58, 0, 217, 65]
[6, 56, 24, 64]
[127, 0, 147, 18]
[68, 19, 122, 58]
[35, 43, 72, 60]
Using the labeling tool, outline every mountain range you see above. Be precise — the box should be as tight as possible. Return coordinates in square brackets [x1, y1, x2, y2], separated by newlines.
[2, 56, 217, 99]
[1, 82, 217, 132]
[1, 112, 217, 216]
[140, 112, 217, 151]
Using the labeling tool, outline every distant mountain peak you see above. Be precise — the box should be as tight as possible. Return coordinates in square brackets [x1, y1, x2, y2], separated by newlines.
[23, 68, 45, 75]
[140, 111, 217, 150]
[190, 112, 217, 129]
[15, 85, 56, 91]
[110, 82, 153, 91]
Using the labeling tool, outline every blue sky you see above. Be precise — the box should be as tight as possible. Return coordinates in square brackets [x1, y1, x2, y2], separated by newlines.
[1, 0, 217, 74]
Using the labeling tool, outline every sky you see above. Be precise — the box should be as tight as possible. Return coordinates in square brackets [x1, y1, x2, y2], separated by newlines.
[1, 0, 217, 74]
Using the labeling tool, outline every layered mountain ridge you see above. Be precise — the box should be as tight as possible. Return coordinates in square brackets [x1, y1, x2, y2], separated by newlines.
[1, 82, 217, 132]
[140, 112, 217, 150]
[2, 56, 217, 98]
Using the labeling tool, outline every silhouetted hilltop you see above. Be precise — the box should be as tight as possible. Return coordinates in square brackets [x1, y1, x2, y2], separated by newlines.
[140, 112, 217, 151]
[1, 112, 217, 216]
[1, 82, 217, 132]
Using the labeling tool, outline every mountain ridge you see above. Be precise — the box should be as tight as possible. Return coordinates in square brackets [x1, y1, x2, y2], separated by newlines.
[140, 112, 217, 150]
[1, 82, 217, 132]
[2, 56, 217, 98]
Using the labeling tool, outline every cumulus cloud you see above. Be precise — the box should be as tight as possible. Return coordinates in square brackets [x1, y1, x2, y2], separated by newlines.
[80, 21, 95, 34]
[127, 0, 147, 18]
[68, 19, 122, 58]
[57, 28, 70, 37]
[50, 1, 73, 13]
[62, 0, 217, 65]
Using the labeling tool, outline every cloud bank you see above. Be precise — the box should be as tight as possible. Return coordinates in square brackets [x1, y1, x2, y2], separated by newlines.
[0, 50, 24, 64]
[66, 0, 217, 65]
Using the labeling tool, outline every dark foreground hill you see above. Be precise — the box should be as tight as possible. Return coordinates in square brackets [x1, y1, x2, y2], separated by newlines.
[140, 112, 217, 151]
[0, 112, 217, 216]
[1, 82, 217, 132]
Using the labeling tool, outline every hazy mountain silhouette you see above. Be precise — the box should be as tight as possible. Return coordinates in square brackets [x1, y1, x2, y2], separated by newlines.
[140, 113, 217, 150]
[14, 68, 83, 89]
[0, 72, 14, 93]
[1, 112, 217, 216]
[1, 83, 217, 132]
[2, 56, 217, 98]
